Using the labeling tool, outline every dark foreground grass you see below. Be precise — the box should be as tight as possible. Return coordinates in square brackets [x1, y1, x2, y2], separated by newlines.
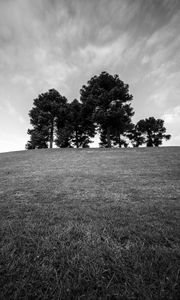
[0, 147, 180, 299]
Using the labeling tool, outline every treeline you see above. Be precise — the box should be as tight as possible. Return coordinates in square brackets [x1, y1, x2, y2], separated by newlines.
[26, 72, 171, 149]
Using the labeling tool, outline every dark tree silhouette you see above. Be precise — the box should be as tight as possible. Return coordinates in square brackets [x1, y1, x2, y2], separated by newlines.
[26, 75, 171, 150]
[80, 71, 134, 147]
[25, 128, 49, 149]
[27, 89, 67, 149]
[127, 125, 145, 147]
[136, 117, 171, 147]
[56, 99, 95, 148]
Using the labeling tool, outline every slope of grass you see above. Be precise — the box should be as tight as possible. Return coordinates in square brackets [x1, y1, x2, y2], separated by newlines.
[0, 147, 180, 299]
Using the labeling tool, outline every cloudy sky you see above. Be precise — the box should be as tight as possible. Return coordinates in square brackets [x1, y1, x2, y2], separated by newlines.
[0, 0, 180, 152]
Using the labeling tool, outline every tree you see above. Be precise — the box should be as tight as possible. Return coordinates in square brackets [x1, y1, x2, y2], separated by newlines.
[136, 117, 171, 147]
[109, 102, 134, 148]
[80, 71, 134, 147]
[69, 99, 92, 148]
[55, 102, 72, 148]
[27, 89, 67, 149]
[55, 99, 95, 148]
[127, 124, 145, 147]
[99, 126, 129, 148]
[25, 128, 48, 149]
[55, 125, 73, 148]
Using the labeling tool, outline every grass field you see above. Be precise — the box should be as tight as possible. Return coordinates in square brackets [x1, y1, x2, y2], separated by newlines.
[0, 147, 180, 299]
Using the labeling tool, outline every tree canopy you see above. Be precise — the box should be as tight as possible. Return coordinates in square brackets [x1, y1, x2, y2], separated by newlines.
[26, 72, 171, 149]
[127, 124, 145, 147]
[80, 71, 134, 147]
[55, 99, 95, 148]
[26, 89, 67, 149]
[136, 117, 171, 147]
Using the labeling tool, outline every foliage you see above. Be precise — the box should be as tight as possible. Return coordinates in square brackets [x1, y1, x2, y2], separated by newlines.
[136, 117, 171, 147]
[25, 128, 48, 149]
[26, 73, 171, 149]
[55, 99, 95, 148]
[127, 125, 145, 147]
[80, 71, 134, 147]
[99, 127, 129, 148]
[27, 89, 67, 149]
[55, 103, 72, 148]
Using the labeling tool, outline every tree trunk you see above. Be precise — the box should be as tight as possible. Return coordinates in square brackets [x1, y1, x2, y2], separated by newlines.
[50, 120, 54, 148]
[107, 127, 111, 148]
[147, 137, 153, 147]
[75, 130, 79, 148]
[147, 131, 153, 147]
[118, 133, 121, 148]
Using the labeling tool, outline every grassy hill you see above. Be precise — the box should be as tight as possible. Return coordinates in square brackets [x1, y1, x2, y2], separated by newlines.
[0, 147, 180, 299]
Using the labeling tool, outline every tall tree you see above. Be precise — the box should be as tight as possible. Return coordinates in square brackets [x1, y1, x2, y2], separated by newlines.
[99, 126, 129, 148]
[127, 124, 145, 147]
[56, 99, 95, 148]
[26, 128, 49, 149]
[80, 71, 134, 147]
[108, 101, 134, 148]
[55, 102, 72, 148]
[136, 117, 171, 147]
[27, 89, 67, 149]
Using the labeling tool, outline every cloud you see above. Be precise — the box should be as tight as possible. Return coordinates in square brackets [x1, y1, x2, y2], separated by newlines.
[0, 130, 27, 153]
[136, 8, 180, 118]
[6, 101, 17, 116]
[145, 67, 180, 112]
[77, 34, 129, 70]
[142, 55, 150, 64]
[145, 10, 180, 71]
[163, 106, 180, 124]
[5, 101, 26, 124]
[1, 0, 179, 92]
[162, 106, 180, 146]
[18, 115, 26, 125]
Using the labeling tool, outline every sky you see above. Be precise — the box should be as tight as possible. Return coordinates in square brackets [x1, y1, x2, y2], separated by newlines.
[0, 0, 180, 152]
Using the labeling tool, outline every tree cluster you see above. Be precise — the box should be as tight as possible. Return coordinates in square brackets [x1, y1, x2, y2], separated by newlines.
[26, 72, 171, 149]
